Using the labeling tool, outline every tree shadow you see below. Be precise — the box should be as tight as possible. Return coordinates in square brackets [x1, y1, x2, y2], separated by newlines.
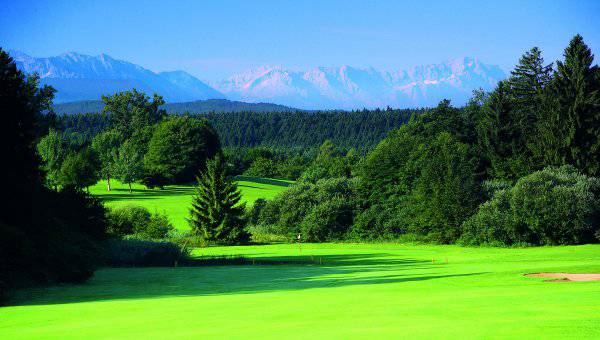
[9, 253, 485, 307]
[98, 187, 195, 202]
[236, 184, 264, 190]
[235, 176, 293, 187]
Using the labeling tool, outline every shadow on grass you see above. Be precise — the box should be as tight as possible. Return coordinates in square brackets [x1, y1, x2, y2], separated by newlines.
[98, 187, 195, 202]
[9, 253, 484, 306]
[236, 184, 265, 190]
[96, 177, 286, 203]
[235, 176, 293, 187]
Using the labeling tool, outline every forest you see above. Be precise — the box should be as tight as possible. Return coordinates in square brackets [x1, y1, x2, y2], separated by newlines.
[2, 34, 600, 304]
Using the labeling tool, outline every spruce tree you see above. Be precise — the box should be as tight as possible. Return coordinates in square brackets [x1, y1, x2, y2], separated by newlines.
[550, 34, 600, 176]
[478, 80, 532, 179]
[509, 47, 553, 105]
[188, 156, 249, 244]
[478, 47, 553, 180]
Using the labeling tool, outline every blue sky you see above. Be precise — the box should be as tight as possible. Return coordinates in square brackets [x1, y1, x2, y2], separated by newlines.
[1, 0, 599, 81]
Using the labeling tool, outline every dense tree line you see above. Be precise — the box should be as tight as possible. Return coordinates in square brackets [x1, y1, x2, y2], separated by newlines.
[202, 108, 419, 149]
[250, 35, 600, 246]
[52, 106, 419, 182]
[55, 108, 420, 150]
[56, 112, 111, 144]
[38, 90, 221, 191]
[0, 49, 107, 303]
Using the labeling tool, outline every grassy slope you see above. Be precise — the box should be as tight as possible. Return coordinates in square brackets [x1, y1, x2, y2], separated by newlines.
[2, 243, 600, 339]
[89, 177, 292, 230]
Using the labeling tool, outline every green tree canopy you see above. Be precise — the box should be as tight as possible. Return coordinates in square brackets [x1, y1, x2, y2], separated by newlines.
[59, 148, 100, 190]
[91, 130, 123, 191]
[144, 116, 221, 184]
[102, 89, 166, 138]
[37, 129, 67, 189]
[114, 140, 144, 192]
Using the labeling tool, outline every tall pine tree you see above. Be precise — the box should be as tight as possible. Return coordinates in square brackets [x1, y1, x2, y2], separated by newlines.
[189, 156, 249, 245]
[478, 48, 554, 180]
[509, 47, 553, 106]
[548, 34, 600, 176]
[477, 80, 527, 179]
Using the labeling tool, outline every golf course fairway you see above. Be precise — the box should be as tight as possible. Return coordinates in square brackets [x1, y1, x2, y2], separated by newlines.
[89, 177, 292, 230]
[2, 243, 599, 339]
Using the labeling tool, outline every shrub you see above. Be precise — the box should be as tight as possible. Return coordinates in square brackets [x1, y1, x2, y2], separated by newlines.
[106, 205, 173, 239]
[105, 239, 189, 267]
[139, 213, 174, 240]
[106, 205, 151, 238]
[461, 166, 600, 246]
[246, 224, 289, 244]
[251, 177, 358, 241]
[348, 197, 408, 241]
[300, 197, 354, 242]
[459, 189, 516, 246]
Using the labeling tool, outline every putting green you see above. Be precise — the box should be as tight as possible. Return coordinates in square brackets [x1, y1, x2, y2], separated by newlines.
[3, 243, 600, 338]
[89, 176, 292, 230]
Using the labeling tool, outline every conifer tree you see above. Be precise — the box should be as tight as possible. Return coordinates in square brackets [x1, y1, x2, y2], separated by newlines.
[549, 34, 600, 176]
[477, 79, 536, 179]
[478, 48, 553, 179]
[509, 47, 553, 105]
[508, 47, 553, 170]
[189, 156, 249, 244]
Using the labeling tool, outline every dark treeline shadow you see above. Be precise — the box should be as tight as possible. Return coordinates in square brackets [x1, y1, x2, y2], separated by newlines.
[235, 176, 293, 187]
[8, 253, 484, 307]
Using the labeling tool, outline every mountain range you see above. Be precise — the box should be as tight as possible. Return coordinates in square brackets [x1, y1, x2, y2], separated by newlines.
[11, 50, 224, 103]
[12, 50, 506, 109]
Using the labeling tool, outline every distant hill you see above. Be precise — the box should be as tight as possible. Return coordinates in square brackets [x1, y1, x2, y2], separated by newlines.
[53, 99, 301, 114]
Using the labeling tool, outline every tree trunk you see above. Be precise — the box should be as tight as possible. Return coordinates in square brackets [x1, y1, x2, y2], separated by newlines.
[128, 182, 132, 193]
[106, 175, 111, 191]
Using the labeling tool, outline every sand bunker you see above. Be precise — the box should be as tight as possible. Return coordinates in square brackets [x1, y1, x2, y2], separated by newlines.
[525, 273, 600, 282]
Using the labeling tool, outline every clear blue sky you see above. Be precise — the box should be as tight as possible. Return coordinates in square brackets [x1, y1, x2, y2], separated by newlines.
[1, 0, 599, 81]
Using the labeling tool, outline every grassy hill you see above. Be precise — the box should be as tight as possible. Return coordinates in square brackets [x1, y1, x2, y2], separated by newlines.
[53, 99, 301, 114]
[3, 243, 600, 338]
[89, 177, 293, 230]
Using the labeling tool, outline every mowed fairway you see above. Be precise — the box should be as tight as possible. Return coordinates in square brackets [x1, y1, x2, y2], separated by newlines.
[2, 244, 600, 339]
[89, 176, 292, 230]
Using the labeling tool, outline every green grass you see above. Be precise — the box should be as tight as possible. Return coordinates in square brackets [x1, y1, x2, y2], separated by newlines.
[3, 243, 600, 338]
[89, 177, 292, 230]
